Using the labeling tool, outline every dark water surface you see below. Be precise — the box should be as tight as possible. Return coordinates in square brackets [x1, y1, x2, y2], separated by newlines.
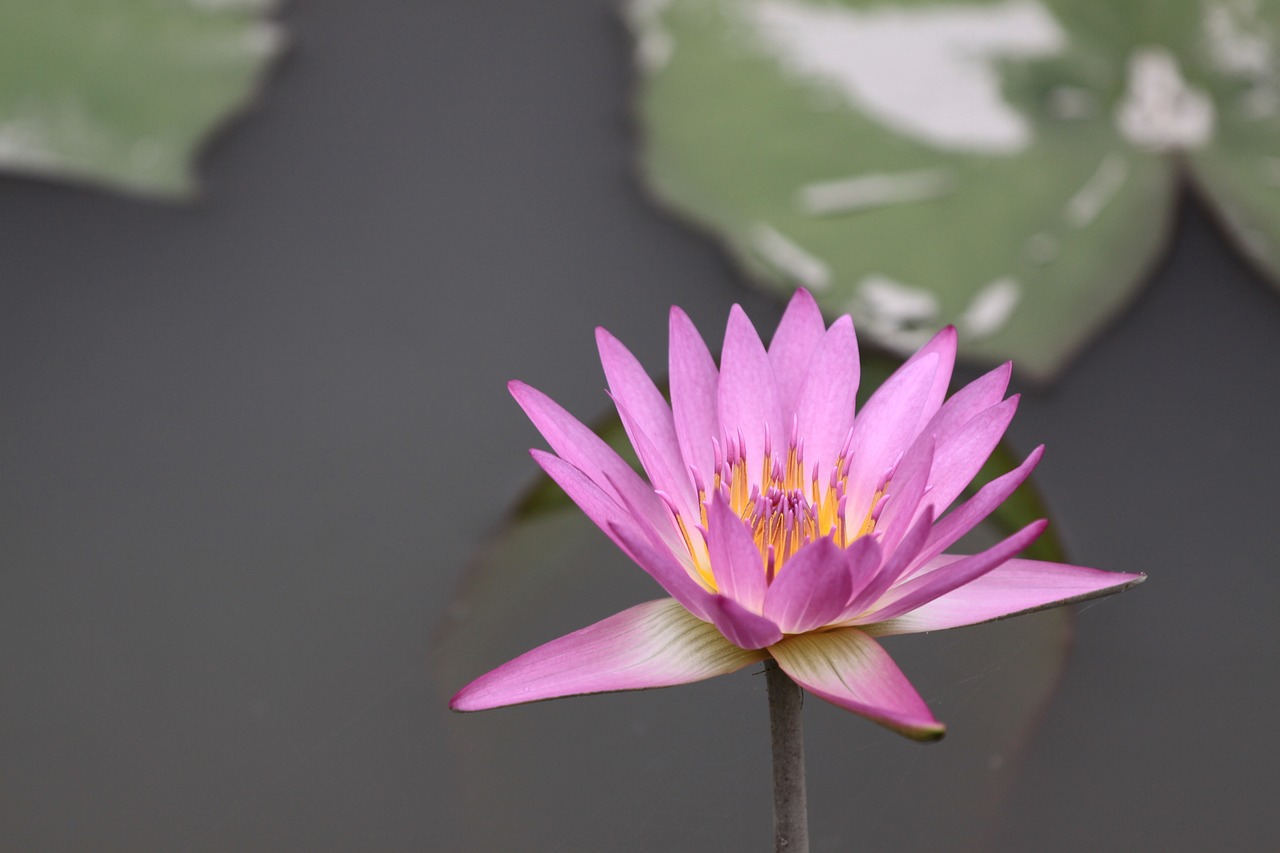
[0, 3, 1277, 850]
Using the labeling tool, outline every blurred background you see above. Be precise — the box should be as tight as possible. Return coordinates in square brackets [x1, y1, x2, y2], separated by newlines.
[1, 2, 1278, 850]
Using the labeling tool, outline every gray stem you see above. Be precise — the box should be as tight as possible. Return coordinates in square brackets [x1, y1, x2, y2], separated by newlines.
[765, 659, 809, 853]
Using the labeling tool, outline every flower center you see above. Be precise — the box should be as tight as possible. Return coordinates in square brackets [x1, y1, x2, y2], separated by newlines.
[675, 427, 885, 591]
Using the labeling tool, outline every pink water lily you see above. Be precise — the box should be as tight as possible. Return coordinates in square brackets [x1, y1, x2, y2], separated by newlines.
[451, 290, 1143, 740]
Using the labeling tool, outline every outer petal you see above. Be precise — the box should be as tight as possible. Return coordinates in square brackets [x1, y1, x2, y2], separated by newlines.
[706, 493, 767, 613]
[769, 629, 945, 741]
[510, 381, 666, 528]
[792, 315, 860, 477]
[858, 520, 1048, 624]
[900, 324, 957, 423]
[450, 599, 766, 711]
[921, 361, 1012, 441]
[922, 395, 1019, 517]
[531, 450, 677, 561]
[763, 538, 853, 634]
[609, 515, 718, 621]
[768, 288, 828, 416]
[912, 445, 1045, 573]
[597, 328, 696, 514]
[669, 306, 720, 485]
[844, 354, 940, 526]
[719, 305, 784, 482]
[865, 559, 1147, 637]
[611, 392, 700, 523]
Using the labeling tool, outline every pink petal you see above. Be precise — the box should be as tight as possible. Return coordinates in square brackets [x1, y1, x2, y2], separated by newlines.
[912, 445, 1044, 572]
[841, 507, 936, 620]
[871, 436, 935, 556]
[792, 315, 860, 477]
[607, 506, 718, 622]
[843, 535, 885, 603]
[718, 305, 784, 482]
[769, 629, 945, 741]
[923, 395, 1019, 518]
[865, 560, 1147, 637]
[706, 493, 767, 613]
[900, 325, 957, 422]
[858, 519, 1048, 624]
[597, 328, 696, 515]
[705, 595, 783, 649]
[669, 307, 720, 486]
[767, 288, 828, 416]
[530, 449, 668, 560]
[510, 381, 665, 525]
[763, 538, 853, 634]
[922, 361, 1012, 441]
[610, 392, 700, 523]
[844, 354, 940, 527]
[450, 598, 766, 711]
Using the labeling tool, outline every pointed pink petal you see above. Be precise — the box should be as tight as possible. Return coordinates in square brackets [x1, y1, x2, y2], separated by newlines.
[597, 328, 696, 515]
[841, 506, 935, 620]
[706, 493, 767, 613]
[922, 362, 1011, 441]
[858, 520, 1048, 624]
[923, 395, 1019, 517]
[865, 560, 1147, 637]
[900, 325, 957, 422]
[611, 392, 700, 523]
[844, 354, 940, 526]
[607, 508, 718, 622]
[763, 538, 853, 634]
[510, 381, 665, 523]
[793, 315, 860, 477]
[843, 535, 884, 603]
[912, 446, 1044, 573]
[769, 629, 945, 741]
[450, 598, 766, 711]
[669, 307, 720, 486]
[705, 595, 783, 649]
[530, 452, 711, 621]
[768, 288, 828, 416]
[871, 437, 935, 556]
[530, 449, 666, 559]
[718, 305, 783, 481]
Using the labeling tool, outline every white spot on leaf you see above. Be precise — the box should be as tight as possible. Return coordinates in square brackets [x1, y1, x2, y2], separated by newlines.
[959, 277, 1021, 339]
[628, 0, 676, 71]
[745, 0, 1066, 154]
[1065, 153, 1128, 229]
[849, 275, 940, 351]
[749, 224, 832, 291]
[1115, 47, 1214, 150]
[797, 168, 953, 216]
[1203, 0, 1272, 78]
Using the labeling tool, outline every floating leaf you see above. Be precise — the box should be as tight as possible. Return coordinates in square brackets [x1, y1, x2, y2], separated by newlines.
[629, 0, 1280, 380]
[0, 0, 283, 198]
[437, 359, 1070, 846]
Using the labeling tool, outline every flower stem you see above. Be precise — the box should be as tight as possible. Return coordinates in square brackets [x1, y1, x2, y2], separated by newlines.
[765, 659, 809, 853]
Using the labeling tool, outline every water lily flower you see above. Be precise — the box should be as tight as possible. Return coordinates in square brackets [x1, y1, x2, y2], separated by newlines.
[451, 290, 1143, 740]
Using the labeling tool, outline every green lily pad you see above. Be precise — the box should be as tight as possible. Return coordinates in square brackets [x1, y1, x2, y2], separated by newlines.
[436, 358, 1072, 846]
[0, 0, 283, 198]
[629, 0, 1280, 380]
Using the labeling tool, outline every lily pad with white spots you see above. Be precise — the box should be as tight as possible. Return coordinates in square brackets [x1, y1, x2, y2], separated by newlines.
[630, 0, 1280, 380]
[0, 0, 283, 198]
